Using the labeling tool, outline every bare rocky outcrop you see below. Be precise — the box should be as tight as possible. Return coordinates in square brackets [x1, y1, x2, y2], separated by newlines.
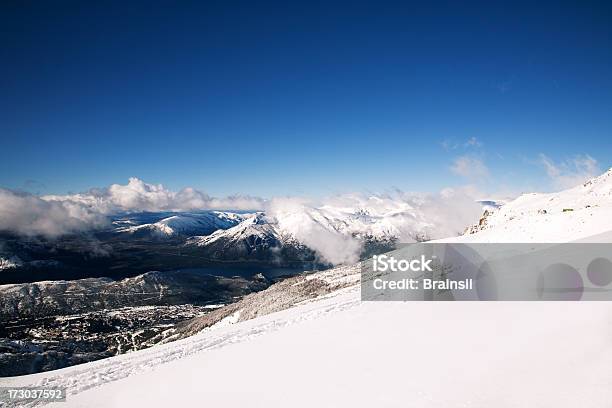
[464, 209, 494, 235]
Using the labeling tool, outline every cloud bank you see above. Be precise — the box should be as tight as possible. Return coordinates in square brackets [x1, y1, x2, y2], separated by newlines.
[0, 177, 481, 266]
[267, 197, 363, 265]
[0, 178, 265, 237]
[0, 189, 109, 237]
[44, 178, 266, 213]
[266, 189, 482, 265]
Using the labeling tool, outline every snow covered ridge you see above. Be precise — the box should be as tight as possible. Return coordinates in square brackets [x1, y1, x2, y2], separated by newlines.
[184, 212, 313, 262]
[460, 168, 612, 242]
[175, 165, 612, 334]
[113, 211, 247, 237]
[186, 212, 284, 246]
[174, 168, 612, 337]
[185, 191, 483, 265]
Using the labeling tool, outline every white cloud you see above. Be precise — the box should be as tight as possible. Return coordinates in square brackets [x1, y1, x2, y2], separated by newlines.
[44, 178, 266, 213]
[0, 189, 109, 237]
[0, 178, 266, 237]
[450, 156, 489, 181]
[538, 154, 601, 190]
[267, 197, 363, 265]
[417, 188, 483, 239]
[0, 178, 482, 264]
[266, 189, 482, 265]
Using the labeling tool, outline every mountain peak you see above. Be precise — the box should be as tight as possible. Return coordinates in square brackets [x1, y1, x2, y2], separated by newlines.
[243, 212, 268, 226]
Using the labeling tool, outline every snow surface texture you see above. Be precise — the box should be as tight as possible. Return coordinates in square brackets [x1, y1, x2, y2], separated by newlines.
[459, 169, 612, 242]
[4, 288, 612, 408]
[4, 171, 612, 407]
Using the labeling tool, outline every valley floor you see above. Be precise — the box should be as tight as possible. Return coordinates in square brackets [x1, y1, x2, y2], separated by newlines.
[3, 282, 612, 408]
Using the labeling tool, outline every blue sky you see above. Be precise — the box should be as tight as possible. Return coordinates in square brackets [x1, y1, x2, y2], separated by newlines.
[1, 1, 611, 198]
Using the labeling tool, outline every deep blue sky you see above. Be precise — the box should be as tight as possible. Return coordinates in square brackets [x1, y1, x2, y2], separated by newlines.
[1, 1, 611, 197]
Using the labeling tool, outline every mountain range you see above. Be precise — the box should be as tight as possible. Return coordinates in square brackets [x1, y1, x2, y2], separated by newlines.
[6, 169, 612, 407]
[0, 192, 487, 283]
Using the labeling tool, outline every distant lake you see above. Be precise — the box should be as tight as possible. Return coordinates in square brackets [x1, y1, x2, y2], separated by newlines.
[2, 262, 320, 285]
[172, 264, 317, 280]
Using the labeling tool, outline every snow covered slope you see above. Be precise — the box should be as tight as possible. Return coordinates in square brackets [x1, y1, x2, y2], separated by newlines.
[188, 213, 284, 247]
[185, 213, 311, 261]
[461, 168, 612, 242]
[4, 171, 612, 407]
[4, 276, 611, 408]
[114, 211, 245, 237]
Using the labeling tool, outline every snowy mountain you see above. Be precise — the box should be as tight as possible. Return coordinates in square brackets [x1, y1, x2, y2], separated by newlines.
[171, 169, 612, 335]
[109, 203, 431, 264]
[0, 193, 480, 272]
[461, 168, 612, 242]
[6, 171, 612, 407]
[185, 199, 468, 264]
[113, 211, 246, 238]
[272, 195, 453, 243]
[159, 169, 612, 337]
[186, 213, 313, 262]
